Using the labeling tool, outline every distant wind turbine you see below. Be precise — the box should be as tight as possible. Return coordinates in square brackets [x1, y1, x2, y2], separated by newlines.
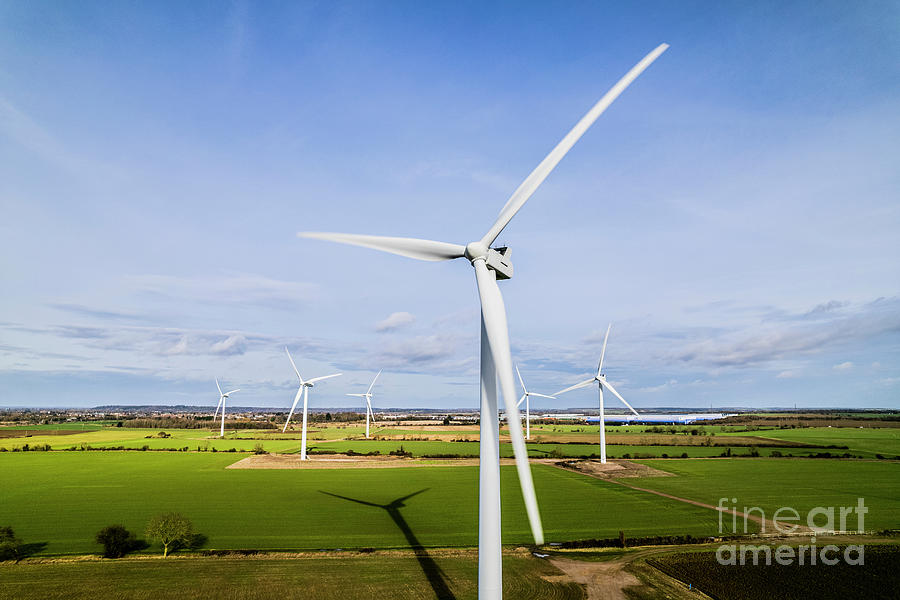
[346, 370, 382, 439]
[283, 347, 341, 460]
[554, 324, 638, 463]
[214, 378, 240, 438]
[298, 44, 668, 599]
[515, 365, 555, 440]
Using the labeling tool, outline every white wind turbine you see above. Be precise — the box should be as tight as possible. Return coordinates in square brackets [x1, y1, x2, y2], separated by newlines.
[554, 324, 639, 464]
[299, 45, 667, 599]
[214, 378, 240, 438]
[346, 370, 382, 439]
[515, 365, 556, 440]
[283, 347, 341, 460]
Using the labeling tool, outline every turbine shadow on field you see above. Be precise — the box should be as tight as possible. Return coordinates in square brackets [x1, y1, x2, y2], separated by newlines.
[320, 488, 456, 600]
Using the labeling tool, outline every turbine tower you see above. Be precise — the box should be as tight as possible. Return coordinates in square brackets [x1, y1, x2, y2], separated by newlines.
[554, 324, 638, 464]
[346, 370, 382, 439]
[214, 379, 240, 438]
[283, 347, 341, 460]
[515, 365, 556, 440]
[299, 45, 667, 599]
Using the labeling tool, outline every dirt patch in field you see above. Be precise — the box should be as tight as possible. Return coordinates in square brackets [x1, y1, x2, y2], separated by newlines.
[0, 429, 94, 439]
[550, 555, 643, 600]
[552, 459, 675, 479]
[227, 453, 525, 469]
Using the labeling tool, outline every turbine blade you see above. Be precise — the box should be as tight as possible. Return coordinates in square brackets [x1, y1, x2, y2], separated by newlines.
[473, 260, 543, 545]
[226, 389, 240, 395]
[602, 379, 639, 416]
[346, 393, 366, 397]
[215, 378, 222, 395]
[298, 232, 465, 262]
[307, 373, 342, 384]
[480, 44, 669, 246]
[530, 393, 556, 400]
[515, 363, 527, 393]
[283, 387, 303, 433]
[553, 378, 596, 396]
[366, 369, 382, 395]
[517, 393, 526, 408]
[213, 397, 222, 420]
[365, 397, 377, 425]
[285, 347, 303, 383]
[598, 323, 611, 376]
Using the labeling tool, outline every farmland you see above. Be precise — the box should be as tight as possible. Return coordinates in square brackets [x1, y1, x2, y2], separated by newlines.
[2, 414, 899, 600]
[646, 544, 900, 600]
[0, 452, 723, 556]
[630, 459, 900, 532]
[4, 421, 890, 459]
[0, 552, 582, 600]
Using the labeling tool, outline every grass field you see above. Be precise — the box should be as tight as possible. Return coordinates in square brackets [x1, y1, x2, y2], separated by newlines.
[718, 427, 900, 458]
[0, 554, 583, 600]
[0, 452, 723, 556]
[632, 459, 900, 532]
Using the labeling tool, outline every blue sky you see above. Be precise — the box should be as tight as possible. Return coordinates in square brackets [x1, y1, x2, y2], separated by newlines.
[1, 1, 898, 409]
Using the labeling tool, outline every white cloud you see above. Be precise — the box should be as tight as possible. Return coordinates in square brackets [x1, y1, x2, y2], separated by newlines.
[375, 311, 416, 332]
[776, 370, 798, 379]
[129, 273, 318, 309]
[163, 336, 189, 356]
[833, 362, 854, 371]
[210, 335, 247, 356]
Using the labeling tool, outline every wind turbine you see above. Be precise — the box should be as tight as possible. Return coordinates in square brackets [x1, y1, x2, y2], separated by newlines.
[283, 347, 341, 460]
[298, 45, 668, 599]
[554, 323, 638, 464]
[346, 370, 382, 439]
[214, 378, 240, 438]
[515, 365, 556, 441]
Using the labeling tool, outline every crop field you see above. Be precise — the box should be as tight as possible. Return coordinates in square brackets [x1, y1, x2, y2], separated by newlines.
[646, 544, 899, 600]
[0, 452, 722, 556]
[0, 553, 582, 600]
[0, 424, 849, 458]
[631, 459, 900, 532]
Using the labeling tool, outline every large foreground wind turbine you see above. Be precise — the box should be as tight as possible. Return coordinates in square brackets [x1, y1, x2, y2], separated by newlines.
[515, 365, 556, 440]
[554, 324, 638, 464]
[283, 347, 341, 460]
[346, 370, 382, 439]
[214, 379, 240, 438]
[299, 45, 667, 599]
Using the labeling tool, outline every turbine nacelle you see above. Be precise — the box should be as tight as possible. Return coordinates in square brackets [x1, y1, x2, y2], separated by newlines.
[465, 243, 513, 280]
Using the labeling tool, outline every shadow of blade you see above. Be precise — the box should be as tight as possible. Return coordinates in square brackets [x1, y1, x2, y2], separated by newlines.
[320, 489, 456, 600]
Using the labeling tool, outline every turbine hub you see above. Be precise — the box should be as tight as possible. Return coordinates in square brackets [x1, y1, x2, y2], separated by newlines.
[464, 241, 488, 261]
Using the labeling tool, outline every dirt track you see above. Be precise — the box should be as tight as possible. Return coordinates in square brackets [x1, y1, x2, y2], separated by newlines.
[228, 453, 524, 469]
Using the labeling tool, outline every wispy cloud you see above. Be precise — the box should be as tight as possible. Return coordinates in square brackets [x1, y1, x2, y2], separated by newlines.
[0, 95, 122, 182]
[49, 303, 152, 324]
[375, 311, 415, 332]
[667, 297, 900, 369]
[128, 273, 319, 309]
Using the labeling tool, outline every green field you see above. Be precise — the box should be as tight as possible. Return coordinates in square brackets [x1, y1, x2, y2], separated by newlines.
[0, 554, 582, 600]
[312, 439, 829, 458]
[0, 452, 722, 556]
[718, 427, 900, 458]
[2, 426, 842, 457]
[632, 459, 900, 532]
